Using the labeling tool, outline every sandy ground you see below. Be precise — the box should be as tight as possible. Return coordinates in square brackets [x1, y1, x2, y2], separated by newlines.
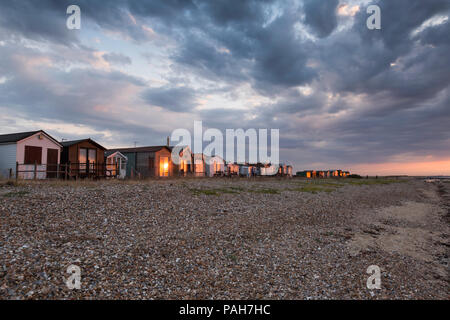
[0, 177, 448, 299]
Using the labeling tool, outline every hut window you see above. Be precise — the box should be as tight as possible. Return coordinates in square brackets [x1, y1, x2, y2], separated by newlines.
[79, 148, 87, 163]
[88, 149, 96, 164]
[24, 146, 42, 164]
[79, 148, 87, 171]
[79, 148, 96, 171]
[79, 148, 96, 163]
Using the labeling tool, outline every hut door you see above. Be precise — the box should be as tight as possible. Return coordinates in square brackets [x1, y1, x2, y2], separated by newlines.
[46, 149, 58, 178]
[160, 157, 169, 177]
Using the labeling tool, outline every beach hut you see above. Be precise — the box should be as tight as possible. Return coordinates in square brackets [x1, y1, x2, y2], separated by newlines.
[277, 164, 293, 177]
[192, 153, 206, 177]
[296, 170, 308, 178]
[170, 145, 192, 176]
[261, 165, 279, 176]
[204, 155, 225, 177]
[239, 165, 252, 177]
[239, 165, 249, 177]
[286, 165, 293, 177]
[226, 163, 240, 176]
[61, 139, 107, 179]
[0, 130, 62, 179]
[105, 150, 128, 179]
[330, 170, 340, 177]
[107, 146, 173, 178]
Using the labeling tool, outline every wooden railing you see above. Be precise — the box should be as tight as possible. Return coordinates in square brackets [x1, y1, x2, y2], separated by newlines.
[15, 161, 119, 180]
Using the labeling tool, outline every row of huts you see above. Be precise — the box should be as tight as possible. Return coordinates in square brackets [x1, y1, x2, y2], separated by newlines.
[296, 170, 350, 178]
[0, 130, 293, 180]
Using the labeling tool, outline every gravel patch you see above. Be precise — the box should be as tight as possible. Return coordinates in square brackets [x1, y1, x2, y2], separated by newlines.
[0, 178, 448, 299]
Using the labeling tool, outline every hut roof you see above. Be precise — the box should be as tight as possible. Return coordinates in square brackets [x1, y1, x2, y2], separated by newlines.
[0, 130, 62, 147]
[61, 138, 106, 150]
[108, 145, 171, 154]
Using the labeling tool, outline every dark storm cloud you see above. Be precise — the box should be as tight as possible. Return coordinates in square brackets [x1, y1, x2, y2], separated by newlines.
[0, 0, 315, 92]
[249, 12, 317, 93]
[172, 36, 250, 83]
[302, 0, 339, 38]
[0, 0, 78, 45]
[0, 0, 449, 169]
[329, 0, 450, 95]
[414, 18, 450, 47]
[355, 0, 450, 51]
[142, 86, 198, 112]
[317, 0, 450, 110]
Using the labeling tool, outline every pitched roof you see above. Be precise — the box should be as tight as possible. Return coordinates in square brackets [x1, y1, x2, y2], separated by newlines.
[0, 130, 62, 147]
[107, 145, 171, 154]
[105, 150, 127, 158]
[61, 138, 106, 150]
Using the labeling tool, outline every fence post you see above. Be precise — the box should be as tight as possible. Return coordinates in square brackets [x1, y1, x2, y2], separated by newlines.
[9, 168, 12, 180]
[33, 161, 37, 180]
[86, 160, 89, 178]
[15, 162, 18, 181]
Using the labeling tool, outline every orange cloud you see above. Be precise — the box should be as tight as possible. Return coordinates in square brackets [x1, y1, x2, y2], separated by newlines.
[349, 158, 450, 176]
[337, 4, 360, 17]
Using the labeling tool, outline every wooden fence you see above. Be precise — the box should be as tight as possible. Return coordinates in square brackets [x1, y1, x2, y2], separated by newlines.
[14, 161, 119, 180]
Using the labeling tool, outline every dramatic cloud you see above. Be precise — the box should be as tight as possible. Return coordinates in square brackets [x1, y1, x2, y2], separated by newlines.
[0, 0, 449, 174]
[303, 0, 339, 38]
[142, 86, 198, 112]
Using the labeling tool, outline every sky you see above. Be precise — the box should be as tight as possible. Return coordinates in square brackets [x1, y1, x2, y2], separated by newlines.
[0, 0, 449, 176]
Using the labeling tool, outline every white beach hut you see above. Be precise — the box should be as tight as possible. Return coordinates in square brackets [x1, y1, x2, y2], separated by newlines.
[204, 155, 225, 177]
[105, 150, 128, 179]
[0, 130, 62, 179]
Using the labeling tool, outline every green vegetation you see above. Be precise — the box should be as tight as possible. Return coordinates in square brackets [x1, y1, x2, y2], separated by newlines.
[189, 186, 241, 196]
[292, 186, 335, 193]
[341, 178, 407, 186]
[189, 188, 220, 196]
[229, 186, 245, 192]
[2, 190, 29, 198]
[189, 185, 280, 196]
[227, 254, 238, 263]
[250, 188, 280, 194]
[291, 178, 407, 190]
